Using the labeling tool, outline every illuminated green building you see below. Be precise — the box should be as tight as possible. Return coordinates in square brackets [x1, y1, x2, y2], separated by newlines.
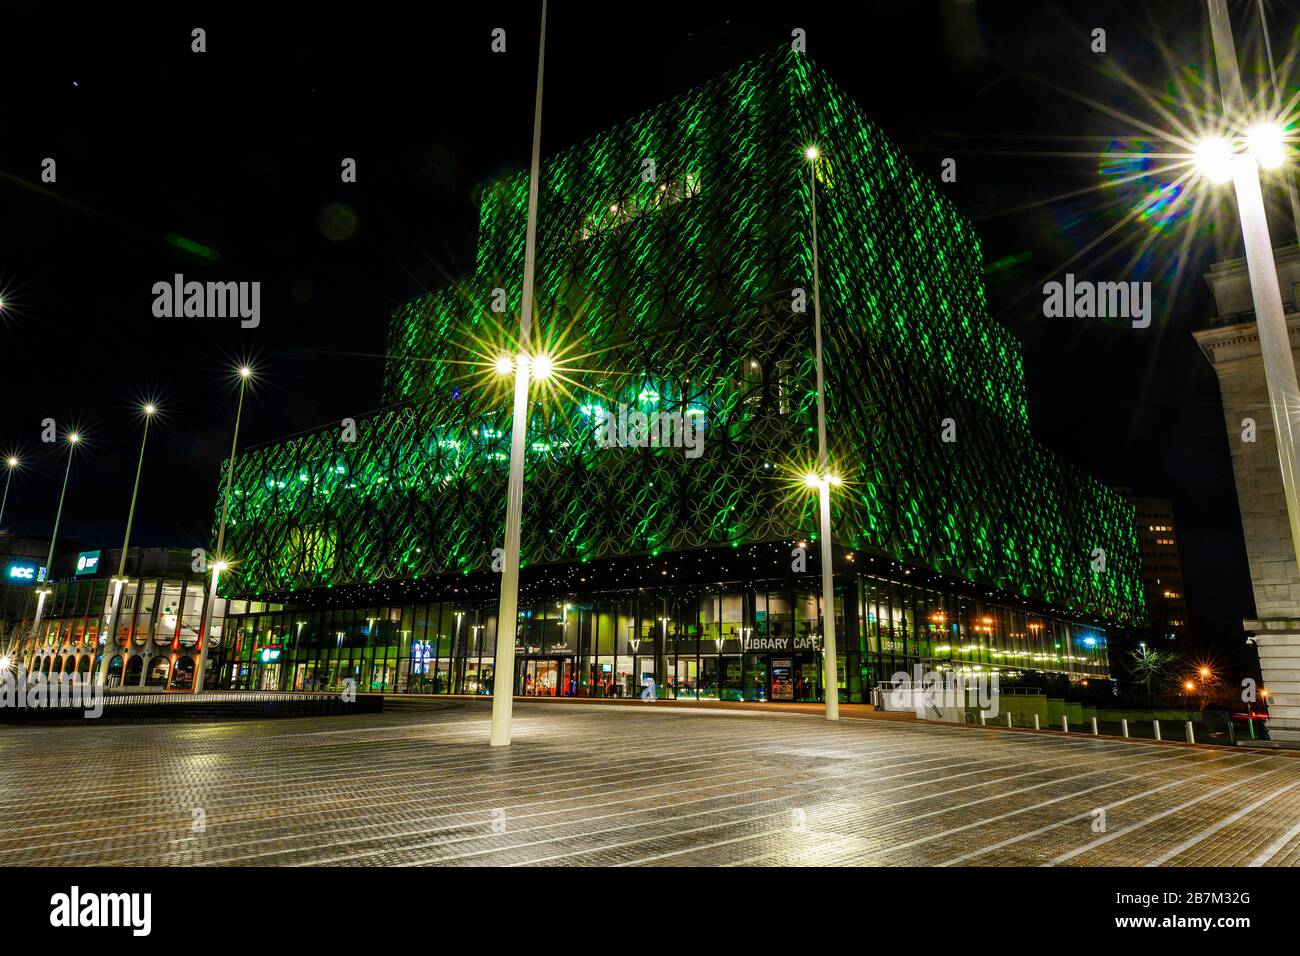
[210, 51, 1144, 701]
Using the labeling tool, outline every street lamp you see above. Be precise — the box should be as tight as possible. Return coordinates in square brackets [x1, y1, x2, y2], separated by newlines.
[489, 0, 548, 748]
[1199, 0, 1300, 580]
[28, 431, 79, 649]
[0, 454, 18, 529]
[805, 143, 841, 721]
[194, 366, 253, 694]
[1246, 123, 1286, 171]
[98, 402, 157, 687]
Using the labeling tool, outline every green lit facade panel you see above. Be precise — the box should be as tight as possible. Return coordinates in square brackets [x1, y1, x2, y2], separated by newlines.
[216, 50, 1145, 625]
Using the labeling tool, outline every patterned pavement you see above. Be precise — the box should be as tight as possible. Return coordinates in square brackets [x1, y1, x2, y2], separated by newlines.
[1, 698, 1298, 867]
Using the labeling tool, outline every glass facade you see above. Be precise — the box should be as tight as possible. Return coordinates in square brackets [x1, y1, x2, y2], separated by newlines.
[214, 568, 1110, 700]
[214, 50, 1146, 632]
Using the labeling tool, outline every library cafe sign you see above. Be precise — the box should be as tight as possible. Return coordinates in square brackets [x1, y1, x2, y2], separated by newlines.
[732, 632, 823, 653]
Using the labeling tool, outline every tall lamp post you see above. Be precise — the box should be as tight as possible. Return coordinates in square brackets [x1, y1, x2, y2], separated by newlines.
[489, 0, 549, 747]
[1, 456, 20, 669]
[1196, 0, 1300, 741]
[0, 455, 18, 529]
[28, 431, 80, 651]
[803, 145, 841, 721]
[97, 403, 156, 687]
[194, 365, 252, 694]
[1200, 0, 1300, 566]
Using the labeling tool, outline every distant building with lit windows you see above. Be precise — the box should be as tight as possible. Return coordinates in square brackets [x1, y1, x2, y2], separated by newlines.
[201, 51, 1143, 702]
[1118, 492, 1187, 642]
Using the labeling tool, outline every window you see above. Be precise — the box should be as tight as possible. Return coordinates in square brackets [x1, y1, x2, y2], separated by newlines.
[578, 171, 701, 240]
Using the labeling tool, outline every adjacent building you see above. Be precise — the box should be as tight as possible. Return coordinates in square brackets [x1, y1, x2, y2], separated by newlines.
[13, 547, 233, 689]
[1194, 245, 1300, 742]
[205, 51, 1144, 702]
[1, 534, 53, 640]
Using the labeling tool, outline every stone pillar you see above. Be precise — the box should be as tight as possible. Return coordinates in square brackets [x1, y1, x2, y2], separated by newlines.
[1246, 619, 1300, 742]
[1194, 256, 1300, 745]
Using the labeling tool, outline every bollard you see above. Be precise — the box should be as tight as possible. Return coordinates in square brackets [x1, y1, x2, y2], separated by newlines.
[1185, 721, 1195, 744]
[1091, 717, 1099, 735]
[1062, 715, 1069, 733]
[1005, 712, 1013, 728]
[1153, 720, 1161, 741]
[1033, 713, 1040, 730]
[1121, 718, 1129, 738]
[979, 710, 986, 726]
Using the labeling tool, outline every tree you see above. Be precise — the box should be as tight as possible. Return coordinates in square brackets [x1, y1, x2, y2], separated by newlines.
[1126, 645, 1180, 705]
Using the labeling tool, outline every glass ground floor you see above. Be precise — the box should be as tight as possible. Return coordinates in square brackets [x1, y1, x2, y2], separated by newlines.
[214, 569, 1112, 702]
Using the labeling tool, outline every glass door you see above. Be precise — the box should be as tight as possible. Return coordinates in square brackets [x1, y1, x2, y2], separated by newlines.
[698, 656, 719, 699]
[671, 657, 699, 698]
[770, 658, 794, 701]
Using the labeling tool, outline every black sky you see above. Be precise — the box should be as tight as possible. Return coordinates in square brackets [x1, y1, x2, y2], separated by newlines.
[3, 0, 1296, 648]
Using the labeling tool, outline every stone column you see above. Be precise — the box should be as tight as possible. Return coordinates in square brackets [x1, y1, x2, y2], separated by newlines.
[1246, 619, 1300, 742]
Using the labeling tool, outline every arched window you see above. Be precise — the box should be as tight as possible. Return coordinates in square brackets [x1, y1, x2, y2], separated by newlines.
[146, 657, 171, 688]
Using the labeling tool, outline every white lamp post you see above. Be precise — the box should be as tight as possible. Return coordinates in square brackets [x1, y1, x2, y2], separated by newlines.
[28, 432, 79, 649]
[1199, 1, 1300, 570]
[98, 403, 156, 687]
[1199, 0, 1300, 740]
[805, 145, 841, 721]
[489, 0, 548, 747]
[194, 366, 252, 694]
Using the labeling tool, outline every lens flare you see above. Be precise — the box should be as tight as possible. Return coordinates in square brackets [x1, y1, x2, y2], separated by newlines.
[1246, 123, 1286, 170]
[1194, 136, 1234, 183]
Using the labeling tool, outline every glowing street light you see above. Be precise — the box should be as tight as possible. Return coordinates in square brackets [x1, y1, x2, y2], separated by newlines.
[98, 402, 158, 688]
[1193, 123, 1289, 182]
[1193, 136, 1234, 183]
[805, 142, 840, 721]
[195, 366, 253, 694]
[489, 0, 549, 748]
[1246, 122, 1287, 171]
[529, 353, 553, 381]
[28, 431, 80, 648]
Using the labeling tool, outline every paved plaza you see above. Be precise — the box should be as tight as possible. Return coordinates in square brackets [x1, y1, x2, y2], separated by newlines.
[1, 699, 1299, 866]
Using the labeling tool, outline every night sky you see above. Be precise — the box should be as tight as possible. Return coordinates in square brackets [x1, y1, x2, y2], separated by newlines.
[3, 0, 1295, 650]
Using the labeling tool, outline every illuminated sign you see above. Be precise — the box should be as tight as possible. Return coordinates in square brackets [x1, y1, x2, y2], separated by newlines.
[75, 550, 102, 576]
[259, 647, 282, 663]
[5, 561, 41, 585]
[412, 640, 433, 674]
